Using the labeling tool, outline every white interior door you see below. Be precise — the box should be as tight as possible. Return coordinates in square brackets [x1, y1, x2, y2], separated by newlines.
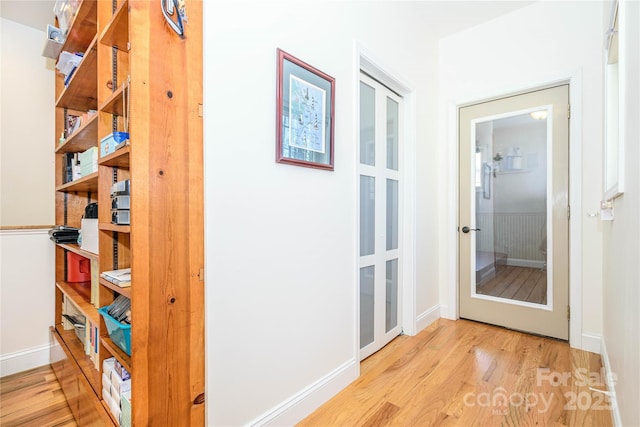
[359, 73, 403, 360]
[459, 85, 570, 340]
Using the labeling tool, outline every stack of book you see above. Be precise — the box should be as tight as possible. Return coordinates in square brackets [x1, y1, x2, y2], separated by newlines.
[101, 268, 131, 288]
[49, 225, 79, 243]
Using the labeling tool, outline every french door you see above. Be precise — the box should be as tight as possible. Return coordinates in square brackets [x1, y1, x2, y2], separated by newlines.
[359, 73, 403, 360]
[459, 85, 570, 340]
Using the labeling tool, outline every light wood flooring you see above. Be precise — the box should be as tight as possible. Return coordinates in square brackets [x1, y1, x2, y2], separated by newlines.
[1, 320, 612, 427]
[300, 319, 613, 427]
[0, 365, 76, 427]
[477, 266, 547, 304]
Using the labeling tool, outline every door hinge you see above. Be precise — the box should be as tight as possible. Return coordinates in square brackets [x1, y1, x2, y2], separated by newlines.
[567, 205, 571, 220]
[567, 305, 571, 320]
[568, 104, 571, 119]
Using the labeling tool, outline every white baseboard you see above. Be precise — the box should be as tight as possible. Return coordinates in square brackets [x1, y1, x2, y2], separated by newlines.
[249, 358, 358, 426]
[600, 337, 622, 427]
[416, 304, 441, 332]
[0, 344, 51, 378]
[506, 258, 545, 269]
[439, 304, 455, 320]
[581, 333, 601, 354]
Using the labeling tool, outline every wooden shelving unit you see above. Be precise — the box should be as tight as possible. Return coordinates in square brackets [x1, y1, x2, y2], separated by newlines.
[99, 0, 129, 51]
[55, 36, 98, 111]
[55, 113, 98, 154]
[99, 83, 127, 116]
[98, 145, 130, 168]
[56, 172, 99, 193]
[50, 1, 203, 425]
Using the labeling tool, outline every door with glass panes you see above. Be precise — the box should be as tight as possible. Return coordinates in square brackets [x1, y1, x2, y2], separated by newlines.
[359, 73, 402, 360]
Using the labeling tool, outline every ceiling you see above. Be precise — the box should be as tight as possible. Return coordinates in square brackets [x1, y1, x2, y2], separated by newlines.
[1, 1, 535, 33]
[0, 1, 56, 31]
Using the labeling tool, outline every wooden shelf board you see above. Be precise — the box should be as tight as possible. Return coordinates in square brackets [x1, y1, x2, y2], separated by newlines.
[57, 242, 99, 261]
[101, 336, 132, 372]
[57, 281, 100, 325]
[56, 35, 98, 111]
[99, 145, 130, 168]
[99, 223, 130, 233]
[54, 324, 102, 395]
[99, 84, 126, 116]
[55, 114, 98, 154]
[56, 172, 99, 193]
[58, 0, 98, 56]
[100, 277, 132, 299]
[100, 0, 129, 51]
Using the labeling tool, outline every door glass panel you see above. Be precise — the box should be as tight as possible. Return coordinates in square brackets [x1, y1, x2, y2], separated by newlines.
[386, 97, 399, 171]
[474, 112, 548, 305]
[386, 179, 398, 250]
[360, 266, 375, 349]
[360, 175, 375, 256]
[385, 259, 398, 332]
[360, 82, 375, 166]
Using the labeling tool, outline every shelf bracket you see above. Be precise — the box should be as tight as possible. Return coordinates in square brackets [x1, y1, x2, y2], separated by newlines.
[113, 231, 119, 270]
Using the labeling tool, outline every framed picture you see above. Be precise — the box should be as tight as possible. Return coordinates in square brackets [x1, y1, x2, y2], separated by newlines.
[276, 49, 335, 170]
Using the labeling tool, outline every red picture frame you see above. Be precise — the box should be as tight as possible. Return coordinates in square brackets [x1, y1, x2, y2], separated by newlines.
[276, 49, 335, 171]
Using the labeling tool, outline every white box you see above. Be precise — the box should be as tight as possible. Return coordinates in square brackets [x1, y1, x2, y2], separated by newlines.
[102, 372, 111, 394]
[80, 218, 98, 254]
[42, 25, 63, 59]
[110, 384, 121, 406]
[102, 357, 116, 373]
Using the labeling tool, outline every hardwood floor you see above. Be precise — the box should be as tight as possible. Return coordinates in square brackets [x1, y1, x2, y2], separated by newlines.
[1, 321, 613, 427]
[477, 266, 547, 304]
[300, 319, 613, 427]
[0, 365, 76, 427]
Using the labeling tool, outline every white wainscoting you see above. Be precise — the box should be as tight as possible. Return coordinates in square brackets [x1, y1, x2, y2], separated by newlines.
[0, 229, 55, 377]
[476, 212, 546, 262]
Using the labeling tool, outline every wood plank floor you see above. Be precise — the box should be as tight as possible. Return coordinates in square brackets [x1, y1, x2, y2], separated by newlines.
[300, 319, 613, 427]
[1, 320, 613, 427]
[478, 266, 547, 304]
[0, 365, 77, 427]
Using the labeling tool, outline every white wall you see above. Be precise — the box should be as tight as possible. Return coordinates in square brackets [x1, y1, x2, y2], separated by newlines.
[0, 18, 56, 376]
[204, 2, 442, 425]
[1, 17, 55, 227]
[438, 1, 605, 344]
[602, 0, 640, 425]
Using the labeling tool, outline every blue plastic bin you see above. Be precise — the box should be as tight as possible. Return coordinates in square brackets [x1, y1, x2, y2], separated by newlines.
[98, 305, 132, 355]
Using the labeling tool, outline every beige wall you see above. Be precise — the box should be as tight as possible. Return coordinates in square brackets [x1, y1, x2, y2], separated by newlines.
[1, 18, 55, 227]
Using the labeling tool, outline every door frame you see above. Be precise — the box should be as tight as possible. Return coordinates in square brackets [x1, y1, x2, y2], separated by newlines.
[446, 71, 588, 351]
[355, 44, 418, 368]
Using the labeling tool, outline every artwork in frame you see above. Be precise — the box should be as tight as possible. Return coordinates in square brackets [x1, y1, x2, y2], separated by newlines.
[276, 49, 335, 170]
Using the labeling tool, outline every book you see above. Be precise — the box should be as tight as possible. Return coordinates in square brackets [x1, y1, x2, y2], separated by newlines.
[101, 268, 131, 287]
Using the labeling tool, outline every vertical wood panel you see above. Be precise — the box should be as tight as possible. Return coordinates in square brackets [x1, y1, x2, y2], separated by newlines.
[128, 0, 204, 424]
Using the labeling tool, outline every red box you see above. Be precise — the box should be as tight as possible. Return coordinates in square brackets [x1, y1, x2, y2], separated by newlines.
[67, 252, 91, 282]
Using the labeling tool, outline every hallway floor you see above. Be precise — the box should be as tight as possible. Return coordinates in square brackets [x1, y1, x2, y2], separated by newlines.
[300, 319, 612, 426]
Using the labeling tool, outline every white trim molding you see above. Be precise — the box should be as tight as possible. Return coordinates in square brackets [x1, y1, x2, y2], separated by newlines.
[447, 70, 586, 350]
[581, 332, 602, 355]
[250, 359, 357, 427]
[0, 344, 52, 378]
[600, 337, 623, 427]
[416, 304, 442, 332]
